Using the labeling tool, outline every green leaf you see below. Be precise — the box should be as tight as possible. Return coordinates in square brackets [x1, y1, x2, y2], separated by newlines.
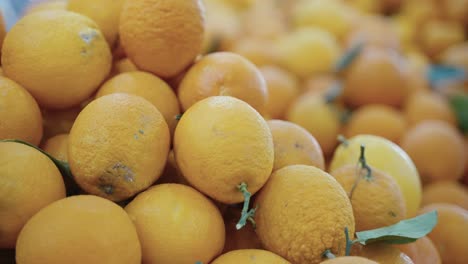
[355, 211, 438, 245]
[335, 42, 364, 72]
[449, 94, 468, 133]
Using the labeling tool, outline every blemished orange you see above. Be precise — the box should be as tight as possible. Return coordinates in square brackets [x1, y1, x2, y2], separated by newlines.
[268, 120, 325, 171]
[178, 52, 268, 114]
[397, 236, 442, 264]
[331, 163, 406, 231]
[352, 243, 415, 264]
[174, 96, 274, 204]
[320, 256, 378, 264]
[41, 106, 81, 141]
[260, 66, 299, 119]
[41, 133, 69, 162]
[254, 165, 355, 264]
[125, 184, 225, 264]
[286, 93, 341, 156]
[400, 120, 466, 183]
[119, 0, 205, 78]
[0, 77, 43, 145]
[96, 71, 181, 135]
[2, 11, 112, 109]
[0, 142, 66, 248]
[68, 93, 170, 202]
[222, 206, 263, 253]
[67, 0, 124, 47]
[422, 181, 468, 210]
[24, 0, 67, 14]
[345, 104, 407, 143]
[212, 249, 290, 264]
[403, 91, 457, 127]
[16, 195, 141, 264]
[419, 203, 468, 264]
[344, 46, 409, 108]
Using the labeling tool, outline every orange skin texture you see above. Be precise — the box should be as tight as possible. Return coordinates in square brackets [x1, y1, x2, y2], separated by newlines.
[345, 104, 407, 144]
[254, 165, 355, 264]
[400, 120, 466, 183]
[125, 184, 225, 264]
[352, 243, 415, 264]
[419, 203, 468, 264]
[2, 11, 112, 109]
[212, 249, 291, 264]
[320, 256, 378, 264]
[344, 46, 409, 108]
[331, 164, 406, 231]
[403, 91, 457, 127]
[41, 133, 69, 162]
[178, 52, 268, 114]
[68, 93, 170, 202]
[397, 236, 442, 264]
[268, 119, 325, 171]
[222, 206, 263, 253]
[96, 71, 181, 135]
[16, 195, 141, 264]
[422, 181, 468, 210]
[0, 142, 66, 248]
[119, 0, 205, 78]
[0, 77, 43, 145]
[174, 96, 274, 204]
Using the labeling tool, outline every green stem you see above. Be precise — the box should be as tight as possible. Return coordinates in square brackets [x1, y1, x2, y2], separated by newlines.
[236, 182, 254, 230]
[175, 114, 183, 121]
[323, 249, 336, 259]
[358, 144, 372, 180]
[324, 82, 343, 104]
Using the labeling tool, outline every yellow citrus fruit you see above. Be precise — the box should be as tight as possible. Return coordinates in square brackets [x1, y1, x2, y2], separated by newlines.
[41, 106, 81, 141]
[439, 42, 468, 70]
[422, 181, 468, 210]
[125, 184, 225, 264]
[112, 58, 138, 75]
[174, 96, 274, 204]
[222, 206, 263, 253]
[353, 243, 414, 264]
[268, 119, 325, 171]
[212, 249, 290, 264]
[24, 0, 67, 14]
[344, 46, 409, 108]
[397, 236, 442, 264]
[403, 91, 457, 127]
[400, 120, 466, 183]
[419, 19, 465, 57]
[178, 52, 268, 114]
[344, 104, 407, 143]
[69, 93, 170, 201]
[41, 133, 69, 162]
[241, 0, 287, 40]
[260, 66, 299, 119]
[119, 0, 205, 78]
[286, 93, 341, 156]
[255, 165, 355, 264]
[419, 203, 468, 264]
[276, 27, 341, 78]
[0, 141, 65, 248]
[16, 195, 141, 264]
[0, 77, 43, 145]
[96, 71, 180, 135]
[67, 0, 124, 47]
[320, 256, 378, 264]
[228, 38, 279, 67]
[330, 135, 422, 216]
[346, 15, 400, 50]
[2, 11, 112, 109]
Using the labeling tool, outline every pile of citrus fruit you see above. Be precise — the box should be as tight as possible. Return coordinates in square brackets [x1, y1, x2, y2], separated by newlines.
[1, 0, 467, 263]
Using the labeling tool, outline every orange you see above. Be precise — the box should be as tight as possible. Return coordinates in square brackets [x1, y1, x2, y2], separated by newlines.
[260, 66, 299, 119]
[254, 165, 355, 264]
[241, 0, 287, 40]
[41, 106, 81, 141]
[96, 71, 180, 135]
[268, 119, 325, 171]
[439, 42, 468, 70]
[419, 203, 468, 264]
[228, 38, 279, 67]
[125, 184, 225, 264]
[24, 0, 67, 14]
[419, 19, 465, 57]
[303, 75, 339, 95]
[400, 120, 466, 183]
[440, 0, 468, 26]
[331, 162, 406, 231]
[2, 11, 112, 109]
[112, 58, 138, 75]
[69, 93, 170, 201]
[346, 15, 400, 50]
[178, 52, 268, 114]
[174, 96, 274, 204]
[157, 150, 190, 186]
[212, 249, 290, 264]
[352, 243, 414, 264]
[41, 133, 69, 162]
[344, 104, 407, 143]
[397, 236, 442, 264]
[67, 0, 124, 47]
[286, 93, 341, 156]
[320, 256, 378, 264]
[119, 0, 205, 78]
[403, 91, 457, 127]
[0, 77, 43, 145]
[422, 181, 468, 210]
[16, 195, 141, 264]
[344, 46, 409, 108]
[0, 141, 65, 248]
[223, 206, 262, 253]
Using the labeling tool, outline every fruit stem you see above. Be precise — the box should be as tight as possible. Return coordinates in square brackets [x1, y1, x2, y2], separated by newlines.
[323, 249, 336, 259]
[337, 135, 349, 147]
[324, 82, 343, 104]
[358, 144, 372, 180]
[175, 114, 182, 121]
[236, 182, 255, 230]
